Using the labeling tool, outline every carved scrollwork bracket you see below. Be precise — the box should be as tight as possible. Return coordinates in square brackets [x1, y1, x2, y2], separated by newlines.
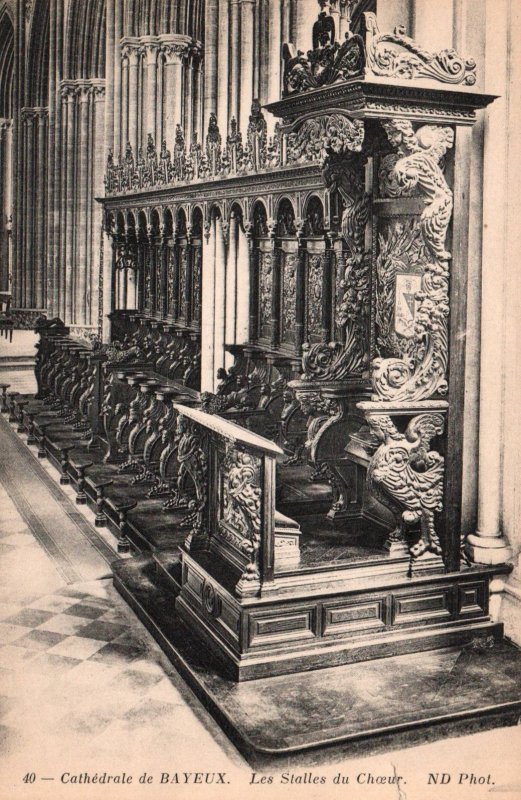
[358, 401, 447, 564]
[363, 12, 477, 86]
[371, 119, 454, 403]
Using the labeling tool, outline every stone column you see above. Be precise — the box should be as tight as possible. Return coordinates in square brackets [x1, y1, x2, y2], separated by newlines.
[77, 87, 90, 325]
[12, 0, 26, 308]
[267, 0, 282, 105]
[114, 0, 123, 156]
[200, 220, 216, 392]
[465, 0, 512, 567]
[225, 213, 238, 367]
[183, 52, 194, 146]
[236, 219, 250, 344]
[46, 0, 57, 315]
[214, 216, 227, 385]
[52, 0, 64, 317]
[92, 86, 106, 328]
[125, 43, 140, 157]
[121, 47, 129, 152]
[229, 0, 240, 126]
[281, 0, 291, 43]
[192, 51, 203, 144]
[104, 0, 115, 157]
[64, 89, 76, 323]
[35, 111, 47, 309]
[24, 113, 34, 307]
[0, 123, 6, 293]
[217, 0, 230, 138]
[239, 0, 255, 135]
[294, 0, 310, 51]
[203, 0, 218, 135]
[143, 40, 158, 144]
[59, 92, 68, 321]
[163, 42, 186, 148]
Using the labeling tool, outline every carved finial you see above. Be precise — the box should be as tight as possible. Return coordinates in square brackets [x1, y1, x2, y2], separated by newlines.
[175, 124, 185, 149]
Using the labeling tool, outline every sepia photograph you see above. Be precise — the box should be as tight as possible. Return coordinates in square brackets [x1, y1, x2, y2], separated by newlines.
[0, 0, 519, 798]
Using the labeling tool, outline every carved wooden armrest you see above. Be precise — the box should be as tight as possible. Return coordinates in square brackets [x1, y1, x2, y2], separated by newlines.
[70, 460, 94, 505]
[87, 479, 114, 527]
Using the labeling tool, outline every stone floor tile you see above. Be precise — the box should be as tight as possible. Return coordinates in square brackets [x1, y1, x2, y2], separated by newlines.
[0, 623, 31, 645]
[108, 667, 165, 694]
[28, 594, 79, 613]
[76, 620, 128, 641]
[24, 652, 83, 675]
[144, 676, 187, 706]
[128, 657, 169, 676]
[62, 603, 108, 620]
[36, 613, 92, 636]
[63, 659, 125, 685]
[0, 644, 40, 670]
[3, 608, 55, 627]
[88, 642, 144, 665]
[0, 603, 24, 621]
[47, 634, 108, 660]
[15, 629, 68, 651]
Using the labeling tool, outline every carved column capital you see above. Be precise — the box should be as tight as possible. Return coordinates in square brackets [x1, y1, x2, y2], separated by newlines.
[142, 41, 159, 66]
[122, 41, 141, 66]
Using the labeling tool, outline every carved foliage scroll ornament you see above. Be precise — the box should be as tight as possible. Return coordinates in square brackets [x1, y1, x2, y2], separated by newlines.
[259, 252, 273, 331]
[219, 445, 262, 588]
[282, 254, 298, 341]
[363, 13, 477, 86]
[192, 245, 202, 322]
[307, 255, 324, 337]
[166, 415, 208, 550]
[365, 412, 445, 559]
[302, 152, 370, 381]
[372, 120, 453, 402]
[286, 114, 364, 168]
[283, 30, 365, 95]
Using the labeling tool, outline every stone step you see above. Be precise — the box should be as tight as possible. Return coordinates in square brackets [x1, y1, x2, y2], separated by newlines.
[113, 554, 521, 766]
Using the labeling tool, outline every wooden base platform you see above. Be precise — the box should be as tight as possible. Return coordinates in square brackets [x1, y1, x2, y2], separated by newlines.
[11, 395, 512, 681]
[113, 554, 521, 766]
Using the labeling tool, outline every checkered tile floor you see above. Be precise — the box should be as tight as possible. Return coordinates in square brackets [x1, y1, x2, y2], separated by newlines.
[0, 481, 243, 790]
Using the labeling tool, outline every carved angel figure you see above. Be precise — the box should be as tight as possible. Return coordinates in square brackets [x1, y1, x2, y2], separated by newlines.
[365, 412, 445, 559]
[380, 120, 454, 262]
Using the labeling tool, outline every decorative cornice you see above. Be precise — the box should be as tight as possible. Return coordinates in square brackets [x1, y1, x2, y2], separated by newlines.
[100, 162, 324, 211]
[266, 78, 494, 126]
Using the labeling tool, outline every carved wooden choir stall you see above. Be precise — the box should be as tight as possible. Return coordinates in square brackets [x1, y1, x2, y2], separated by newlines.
[10, 7, 521, 758]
